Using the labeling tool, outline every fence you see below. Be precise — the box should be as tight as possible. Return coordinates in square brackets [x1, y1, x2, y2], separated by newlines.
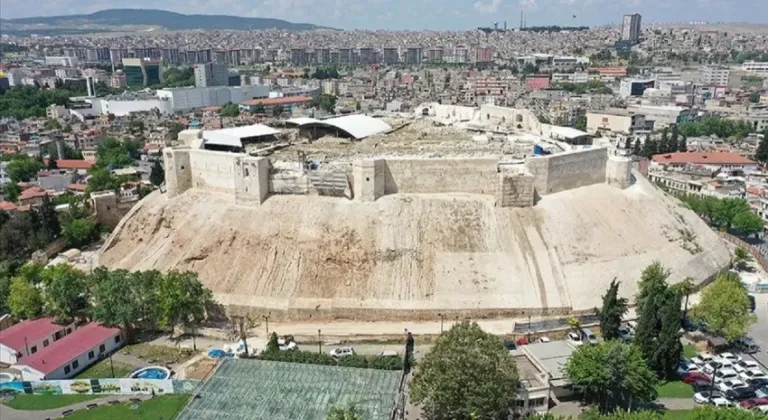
[512, 313, 600, 333]
[0, 378, 200, 397]
[716, 231, 768, 273]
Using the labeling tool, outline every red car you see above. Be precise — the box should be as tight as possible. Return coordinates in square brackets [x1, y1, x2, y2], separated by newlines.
[683, 372, 712, 384]
[741, 397, 768, 409]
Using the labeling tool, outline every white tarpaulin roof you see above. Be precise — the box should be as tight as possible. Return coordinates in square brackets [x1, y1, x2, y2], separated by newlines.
[203, 124, 281, 148]
[286, 115, 391, 140]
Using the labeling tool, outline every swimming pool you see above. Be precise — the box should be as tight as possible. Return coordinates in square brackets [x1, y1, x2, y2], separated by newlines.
[0, 372, 15, 383]
[129, 366, 171, 380]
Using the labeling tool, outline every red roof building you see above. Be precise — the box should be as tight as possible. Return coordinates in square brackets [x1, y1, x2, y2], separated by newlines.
[53, 160, 95, 170]
[0, 201, 17, 211]
[0, 317, 74, 364]
[651, 151, 758, 169]
[14, 323, 122, 380]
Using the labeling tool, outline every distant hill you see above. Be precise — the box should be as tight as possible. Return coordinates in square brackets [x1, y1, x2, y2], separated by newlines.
[1, 9, 325, 32]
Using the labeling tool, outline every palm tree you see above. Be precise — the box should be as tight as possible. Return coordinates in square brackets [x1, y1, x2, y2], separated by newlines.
[732, 247, 753, 271]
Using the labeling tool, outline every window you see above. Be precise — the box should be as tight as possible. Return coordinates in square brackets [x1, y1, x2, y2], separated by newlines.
[43, 339, 49, 347]
[115, 335, 121, 344]
[30, 346, 37, 354]
[530, 397, 546, 407]
[66, 328, 72, 334]
[99, 344, 106, 353]
[72, 360, 79, 369]
[64, 366, 71, 375]
[88, 351, 94, 360]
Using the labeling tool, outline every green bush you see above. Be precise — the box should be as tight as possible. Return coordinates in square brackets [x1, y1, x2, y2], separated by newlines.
[257, 350, 403, 370]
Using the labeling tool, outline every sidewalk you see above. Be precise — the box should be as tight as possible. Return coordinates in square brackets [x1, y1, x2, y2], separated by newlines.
[0, 395, 151, 420]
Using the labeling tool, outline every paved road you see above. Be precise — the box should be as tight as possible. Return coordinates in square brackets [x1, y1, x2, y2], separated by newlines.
[0, 395, 151, 420]
[746, 293, 768, 369]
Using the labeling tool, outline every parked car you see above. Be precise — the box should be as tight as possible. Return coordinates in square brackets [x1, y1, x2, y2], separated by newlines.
[713, 368, 739, 383]
[329, 347, 356, 358]
[717, 379, 748, 393]
[718, 352, 742, 363]
[693, 390, 723, 404]
[734, 360, 760, 374]
[537, 337, 551, 343]
[735, 337, 760, 354]
[677, 360, 701, 377]
[503, 340, 517, 351]
[581, 328, 599, 344]
[567, 331, 583, 346]
[691, 381, 714, 393]
[618, 327, 632, 342]
[741, 397, 768, 409]
[755, 405, 768, 414]
[740, 369, 768, 382]
[756, 386, 768, 398]
[691, 353, 716, 366]
[708, 397, 734, 407]
[683, 372, 713, 384]
[724, 387, 756, 402]
[746, 377, 768, 389]
[704, 359, 734, 374]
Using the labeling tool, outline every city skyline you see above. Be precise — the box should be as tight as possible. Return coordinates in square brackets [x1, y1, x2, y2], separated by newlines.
[1, 0, 767, 31]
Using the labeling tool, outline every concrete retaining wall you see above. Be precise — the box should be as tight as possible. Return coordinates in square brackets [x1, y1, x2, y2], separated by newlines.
[189, 149, 238, 193]
[525, 148, 609, 195]
[497, 172, 536, 207]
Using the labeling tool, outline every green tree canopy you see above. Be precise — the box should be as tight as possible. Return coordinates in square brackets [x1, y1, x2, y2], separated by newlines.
[326, 406, 362, 420]
[599, 279, 628, 340]
[3, 183, 21, 202]
[8, 276, 43, 319]
[150, 161, 165, 186]
[732, 210, 764, 237]
[692, 273, 757, 341]
[95, 137, 137, 168]
[40, 264, 87, 322]
[220, 103, 240, 117]
[410, 321, 519, 420]
[156, 271, 213, 330]
[6, 155, 44, 182]
[63, 218, 99, 248]
[564, 340, 658, 413]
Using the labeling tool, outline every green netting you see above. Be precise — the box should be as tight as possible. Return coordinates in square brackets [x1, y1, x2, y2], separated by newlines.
[176, 359, 401, 420]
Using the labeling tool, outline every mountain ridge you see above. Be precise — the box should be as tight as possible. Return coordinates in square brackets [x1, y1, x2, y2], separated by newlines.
[0, 9, 327, 31]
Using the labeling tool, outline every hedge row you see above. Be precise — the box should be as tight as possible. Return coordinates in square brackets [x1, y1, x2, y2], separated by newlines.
[257, 350, 403, 371]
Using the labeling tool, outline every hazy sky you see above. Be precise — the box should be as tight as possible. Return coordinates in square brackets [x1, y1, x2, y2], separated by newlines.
[1, 0, 766, 30]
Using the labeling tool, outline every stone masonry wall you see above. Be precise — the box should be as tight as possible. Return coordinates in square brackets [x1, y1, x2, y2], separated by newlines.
[524, 148, 609, 195]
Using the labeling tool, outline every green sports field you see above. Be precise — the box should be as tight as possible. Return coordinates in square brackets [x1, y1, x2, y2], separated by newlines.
[176, 358, 402, 420]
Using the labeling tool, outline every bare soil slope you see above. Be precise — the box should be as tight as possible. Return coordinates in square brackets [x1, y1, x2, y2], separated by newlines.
[99, 175, 730, 321]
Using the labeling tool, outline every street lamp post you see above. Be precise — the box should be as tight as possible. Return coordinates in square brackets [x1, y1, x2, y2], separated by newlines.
[264, 313, 270, 336]
[437, 313, 445, 334]
[709, 363, 718, 405]
[318, 329, 322, 355]
[109, 353, 115, 378]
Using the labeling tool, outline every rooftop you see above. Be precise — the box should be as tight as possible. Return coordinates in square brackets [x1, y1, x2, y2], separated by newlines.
[522, 341, 577, 384]
[241, 96, 313, 106]
[15, 323, 120, 375]
[0, 317, 67, 353]
[203, 124, 281, 148]
[652, 151, 756, 165]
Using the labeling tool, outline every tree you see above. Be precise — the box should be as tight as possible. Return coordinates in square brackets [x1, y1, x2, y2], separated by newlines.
[63, 218, 99, 248]
[749, 93, 761, 103]
[670, 125, 679, 154]
[168, 121, 186, 141]
[310, 94, 337, 114]
[128, 119, 145, 135]
[599, 279, 628, 341]
[711, 198, 750, 229]
[87, 167, 122, 193]
[37, 195, 60, 243]
[156, 271, 213, 331]
[660, 127, 670, 154]
[732, 247, 753, 271]
[653, 290, 683, 380]
[575, 115, 587, 131]
[8, 277, 42, 319]
[564, 340, 657, 412]
[678, 134, 688, 152]
[40, 264, 87, 322]
[150, 161, 165, 186]
[632, 139, 641, 156]
[44, 119, 62, 130]
[624, 138, 631, 151]
[7, 155, 44, 182]
[327, 405, 363, 420]
[95, 137, 137, 168]
[732, 211, 764, 238]
[266, 332, 280, 353]
[692, 274, 757, 341]
[220, 103, 240, 117]
[3, 183, 21, 202]
[757, 133, 768, 164]
[91, 268, 142, 341]
[410, 321, 518, 420]
[634, 262, 670, 364]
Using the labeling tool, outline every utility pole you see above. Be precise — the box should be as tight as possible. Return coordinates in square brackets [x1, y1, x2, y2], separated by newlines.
[318, 329, 322, 354]
[437, 313, 445, 334]
[709, 364, 718, 405]
[264, 313, 270, 336]
[109, 353, 115, 377]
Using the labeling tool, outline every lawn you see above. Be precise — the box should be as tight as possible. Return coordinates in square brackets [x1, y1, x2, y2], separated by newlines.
[75, 359, 135, 379]
[119, 343, 196, 365]
[683, 344, 698, 359]
[663, 410, 694, 420]
[64, 396, 189, 420]
[656, 380, 694, 398]
[3, 394, 104, 410]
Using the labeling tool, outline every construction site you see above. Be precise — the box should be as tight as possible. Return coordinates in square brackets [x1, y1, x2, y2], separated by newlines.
[97, 104, 732, 322]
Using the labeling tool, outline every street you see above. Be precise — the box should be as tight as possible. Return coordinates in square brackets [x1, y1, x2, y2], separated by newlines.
[747, 293, 768, 369]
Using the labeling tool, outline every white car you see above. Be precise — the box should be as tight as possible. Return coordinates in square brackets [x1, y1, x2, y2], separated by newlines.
[709, 397, 734, 408]
[718, 352, 742, 363]
[756, 405, 768, 414]
[717, 379, 748, 393]
[538, 337, 551, 343]
[713, 368, 739, 384]
[567, 332, 583, 346]
[740, 369, 768, 382]
[693, 391, 721, 404]
[329, 347, 356, 358]
[704, 359, 734, 374]
[677, 360, 700, 376]
[734, 360, 760, 374]
[582, 328, 599, 344]
[692, 353, 716, 366]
